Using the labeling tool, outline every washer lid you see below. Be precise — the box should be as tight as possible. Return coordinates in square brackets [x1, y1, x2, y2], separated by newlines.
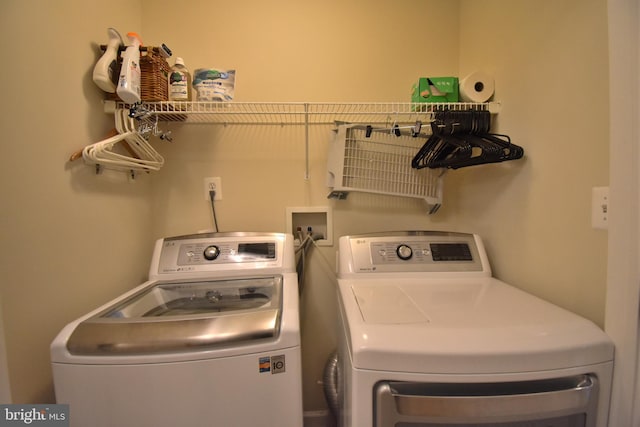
[339, 277, 614, 374]
[67, 276, 283, 355]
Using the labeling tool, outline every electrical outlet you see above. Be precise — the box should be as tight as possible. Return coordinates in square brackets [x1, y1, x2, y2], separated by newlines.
[591, 186, 609, 230]
[204, 177, 222, 201]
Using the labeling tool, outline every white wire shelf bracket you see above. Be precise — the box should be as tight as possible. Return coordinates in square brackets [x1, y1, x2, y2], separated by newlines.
[109, 101, 500, 125]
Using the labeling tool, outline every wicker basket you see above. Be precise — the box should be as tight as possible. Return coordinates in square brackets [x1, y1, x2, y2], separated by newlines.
[104, 46, 170, 102]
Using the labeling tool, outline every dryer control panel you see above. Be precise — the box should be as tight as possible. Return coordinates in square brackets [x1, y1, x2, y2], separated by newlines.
[339, 231, 490, 275]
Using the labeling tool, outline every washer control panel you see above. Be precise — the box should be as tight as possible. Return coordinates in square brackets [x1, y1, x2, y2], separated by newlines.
[154, 233, 286, 275]
[342, 231, 485, 273]
[176, 241, 276, 266]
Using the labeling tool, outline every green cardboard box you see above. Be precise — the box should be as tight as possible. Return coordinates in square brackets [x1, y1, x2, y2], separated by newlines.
[411, 77, 459, 103]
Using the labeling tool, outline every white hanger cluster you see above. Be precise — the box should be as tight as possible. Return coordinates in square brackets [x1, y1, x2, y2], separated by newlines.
[82, 109, 165, 174]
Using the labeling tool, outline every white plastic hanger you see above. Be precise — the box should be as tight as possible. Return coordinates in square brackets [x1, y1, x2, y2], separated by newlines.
[81, 108, 164, 173]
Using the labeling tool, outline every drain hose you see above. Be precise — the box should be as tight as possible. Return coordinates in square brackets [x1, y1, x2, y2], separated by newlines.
[323, 350, 340, 418]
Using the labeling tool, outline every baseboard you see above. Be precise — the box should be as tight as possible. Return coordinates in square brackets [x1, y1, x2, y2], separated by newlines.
[303, 410, 335, 427]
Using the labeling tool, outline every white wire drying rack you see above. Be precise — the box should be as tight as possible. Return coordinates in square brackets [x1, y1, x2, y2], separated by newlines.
[327, 124, 444, 213]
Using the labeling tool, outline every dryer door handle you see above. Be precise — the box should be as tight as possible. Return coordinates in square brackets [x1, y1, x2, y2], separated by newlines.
[374, 375, 598, 426]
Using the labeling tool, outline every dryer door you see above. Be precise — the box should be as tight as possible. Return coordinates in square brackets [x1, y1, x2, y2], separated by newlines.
[67, 275, 282, 355]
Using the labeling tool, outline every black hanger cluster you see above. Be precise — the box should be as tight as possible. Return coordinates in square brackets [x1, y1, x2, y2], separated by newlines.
[411, 110, 523, 170]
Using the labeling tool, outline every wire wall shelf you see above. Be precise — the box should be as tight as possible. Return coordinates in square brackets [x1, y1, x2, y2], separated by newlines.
[326, 124, 444, 214]
[111, 101, 500, 125]
[97, 101, 499, 188]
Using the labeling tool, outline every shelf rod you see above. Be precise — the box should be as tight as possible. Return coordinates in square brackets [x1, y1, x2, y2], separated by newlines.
[304, 103, 310, 180]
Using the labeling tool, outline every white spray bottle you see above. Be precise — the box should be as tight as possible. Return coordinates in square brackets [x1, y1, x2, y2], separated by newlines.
[93, 28, 123, 93]
[117, 32, 143, 104]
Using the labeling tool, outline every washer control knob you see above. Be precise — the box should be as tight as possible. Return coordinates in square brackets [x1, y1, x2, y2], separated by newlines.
[396, 244, 413, 260]
[203, 245, 220, 261]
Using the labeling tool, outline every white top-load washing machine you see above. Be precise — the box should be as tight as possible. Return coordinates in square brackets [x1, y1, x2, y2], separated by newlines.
[336, 231, 614, 427]
[51, 232, 302, 427]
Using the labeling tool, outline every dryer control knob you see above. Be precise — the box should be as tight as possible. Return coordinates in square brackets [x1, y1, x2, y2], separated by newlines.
[203, 245, 220, 261]
[396, 244, 413, 260]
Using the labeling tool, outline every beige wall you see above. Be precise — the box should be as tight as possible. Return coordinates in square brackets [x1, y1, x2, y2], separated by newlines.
[0, 0, 608, 412]
[0, 0, 151, 403]
[456, 0, 609, 324]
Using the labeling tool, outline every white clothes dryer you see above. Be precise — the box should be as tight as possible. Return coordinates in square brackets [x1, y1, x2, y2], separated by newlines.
[336, 231, 613, 427]
[51, 232, 303, 427]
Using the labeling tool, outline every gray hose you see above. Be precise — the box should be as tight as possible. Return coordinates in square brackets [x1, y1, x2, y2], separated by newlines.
[323, 350, 340, 419]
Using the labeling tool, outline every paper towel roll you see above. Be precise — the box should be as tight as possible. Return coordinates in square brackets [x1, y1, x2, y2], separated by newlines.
[459, 71, 495, 103]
